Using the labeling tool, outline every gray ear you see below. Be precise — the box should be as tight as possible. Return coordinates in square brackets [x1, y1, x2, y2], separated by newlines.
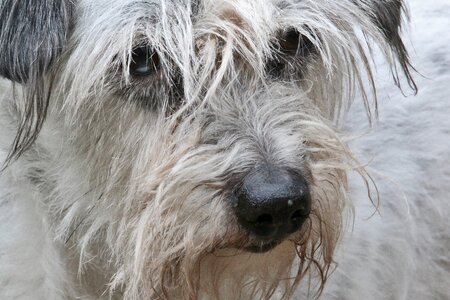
[365, 0, 417, 91]
[0, 0, 73, 83]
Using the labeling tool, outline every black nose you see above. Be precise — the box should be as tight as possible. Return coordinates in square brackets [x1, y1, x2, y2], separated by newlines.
[234, 165, 311, 240]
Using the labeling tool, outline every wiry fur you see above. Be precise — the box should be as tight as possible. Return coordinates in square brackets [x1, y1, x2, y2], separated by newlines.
[0, 0, 429, 299]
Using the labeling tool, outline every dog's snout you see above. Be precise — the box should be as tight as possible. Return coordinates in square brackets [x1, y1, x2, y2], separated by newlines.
[235, 165, 311, 240]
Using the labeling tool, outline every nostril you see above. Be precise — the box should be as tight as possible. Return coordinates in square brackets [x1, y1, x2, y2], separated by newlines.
[256, 214, 273, 226]
[291, 209, 309, 223]
[291, 209, 305, 222]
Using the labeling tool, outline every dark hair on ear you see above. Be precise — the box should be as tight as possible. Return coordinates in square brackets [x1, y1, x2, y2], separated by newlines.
[365, 0, 418, 93]
[0, 0, 73, 168]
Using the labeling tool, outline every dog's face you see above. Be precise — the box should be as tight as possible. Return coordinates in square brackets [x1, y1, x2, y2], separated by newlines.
[0, 0, 414, 298]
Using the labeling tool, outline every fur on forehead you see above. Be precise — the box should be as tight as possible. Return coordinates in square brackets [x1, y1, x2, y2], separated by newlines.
[1, 0, 416, 164]
[62, 0, 411, 98]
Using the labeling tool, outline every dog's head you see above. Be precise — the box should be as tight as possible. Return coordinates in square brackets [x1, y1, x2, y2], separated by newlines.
[0, 0, 415, 298]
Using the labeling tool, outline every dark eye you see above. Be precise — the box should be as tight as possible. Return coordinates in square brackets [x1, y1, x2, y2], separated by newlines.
[129, 46, 161, 77]
[279, 28, 314, 55]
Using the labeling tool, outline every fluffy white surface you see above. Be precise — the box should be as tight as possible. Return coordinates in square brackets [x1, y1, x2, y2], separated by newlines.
[321, 0, 450, 298]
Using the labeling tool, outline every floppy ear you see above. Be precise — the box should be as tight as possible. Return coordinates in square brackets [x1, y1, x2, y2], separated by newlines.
[363, 0, 417, 91]
[0, 0, 73, 83]
[0, 1, 73, 167]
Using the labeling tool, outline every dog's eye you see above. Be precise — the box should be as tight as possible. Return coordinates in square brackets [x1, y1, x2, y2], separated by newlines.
[129, 46, 161, 77]
[279, 29, 313, 55]
[266, 28, 315, 77]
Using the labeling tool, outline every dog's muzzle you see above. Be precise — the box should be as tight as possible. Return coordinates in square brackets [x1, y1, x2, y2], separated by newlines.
[234, 165, 311, 250]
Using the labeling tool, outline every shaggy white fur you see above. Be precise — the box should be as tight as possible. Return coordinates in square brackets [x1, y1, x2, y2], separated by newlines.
[0, 0, 448, 299]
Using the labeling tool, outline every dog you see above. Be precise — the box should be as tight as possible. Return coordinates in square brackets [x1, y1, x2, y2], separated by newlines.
[0, 0, 448, 299]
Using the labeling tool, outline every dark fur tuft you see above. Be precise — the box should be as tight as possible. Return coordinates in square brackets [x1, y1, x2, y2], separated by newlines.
[371, 0, 417, 92]
[0, 0, 73, 167]
[0, 0, 73, 82]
